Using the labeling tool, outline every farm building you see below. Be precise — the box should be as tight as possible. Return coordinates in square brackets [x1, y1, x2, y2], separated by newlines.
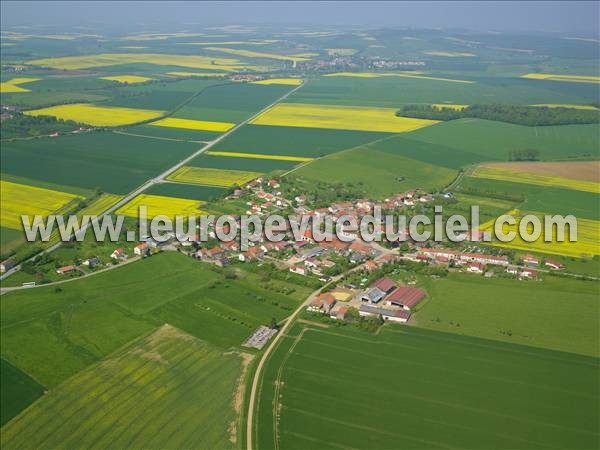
[372, 277, 397, 294]
[361, 286, 386, 304]
[359, 304, 411, 323]
[385, 286, 426, 311]
[330, 305, 349, 320]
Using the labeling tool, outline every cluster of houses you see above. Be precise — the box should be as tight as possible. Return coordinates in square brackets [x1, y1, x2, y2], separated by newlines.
[307, 277, 427, 324]
[417, 248, 564, 279]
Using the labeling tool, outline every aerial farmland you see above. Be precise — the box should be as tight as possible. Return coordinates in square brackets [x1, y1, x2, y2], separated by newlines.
[1, 2, 599, 450]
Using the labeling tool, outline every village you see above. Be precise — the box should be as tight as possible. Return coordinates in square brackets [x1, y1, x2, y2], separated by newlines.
[3, 172, 569, 329]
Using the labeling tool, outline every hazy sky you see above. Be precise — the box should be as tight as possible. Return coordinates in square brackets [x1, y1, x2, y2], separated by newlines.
[2, 1, 598, 34]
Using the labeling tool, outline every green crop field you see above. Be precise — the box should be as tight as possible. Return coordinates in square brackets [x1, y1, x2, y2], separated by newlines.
[292, 139, 457, 197]
[1, 132, 199, 194]
[0, 359, 44, 426]
[404, 119, 600, 162]
[189, 153, 298, 173]
[415, 273, 600, 357]
[123, 124, 221, 142]
[1, 325, 247, 449]
[255, 323, 599, 450]
[288, 74, 600, 107]
[211, 124, 387, 158]
[174, 83, 293, 123]
[103, 78, 222, 110]
[370, 134, 484, 169]
[146, 182, 228, 201]
[458, 176, 600, 220]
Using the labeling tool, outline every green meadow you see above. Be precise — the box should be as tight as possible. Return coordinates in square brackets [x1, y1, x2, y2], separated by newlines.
[416, 273, 600, 357]
[293, 139, 457, 197]
[1, 253, 309, 389]
[404, 119, 600, 161]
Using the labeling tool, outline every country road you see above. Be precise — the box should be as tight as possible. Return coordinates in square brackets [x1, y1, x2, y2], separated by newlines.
[245, 248, 395, 450]
[0, 81, 305, 282]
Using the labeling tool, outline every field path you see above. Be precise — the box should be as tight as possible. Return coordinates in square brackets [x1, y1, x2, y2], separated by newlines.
[245, 248, 396, 450]
[0, 255, 141, 295]
[0, 81, 305, 282]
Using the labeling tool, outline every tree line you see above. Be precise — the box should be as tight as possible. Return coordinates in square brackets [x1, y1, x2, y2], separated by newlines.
[1, 112, 80, 139]
[397, 104, 600, 126]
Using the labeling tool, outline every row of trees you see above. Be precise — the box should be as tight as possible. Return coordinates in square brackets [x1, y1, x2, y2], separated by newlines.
[397, 104, 600, 126]
[1, 113, 80, 139]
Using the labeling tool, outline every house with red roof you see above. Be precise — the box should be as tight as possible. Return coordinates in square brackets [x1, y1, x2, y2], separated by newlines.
[544, 259, 564, 270]
[56, 265, 77, 275]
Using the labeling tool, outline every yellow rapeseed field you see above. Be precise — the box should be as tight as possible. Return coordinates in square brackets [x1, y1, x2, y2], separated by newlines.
[203, 47, 312, 62]
[432, 104, 469, 110]
[25, 103, 164, 127]
[0, 77, 41, 93]
[521, 73, 600, 84]
[27, 53, 255, 72]
[323, 72, 474, 84]
[251, 78, 303, 86]
[150, 117, 235, 132]
[530, 104, 599, 110]
[423, 51, 476, 57]
[167, 166, 261, 187]
[45, 193, 123, 245]
[481, 210, 600, 258]
[473, 166, 600, 194]
[249, 103, 439, 133]
[205, 151, 313, 162]
[100, 75, 153, 84]
[1, 180, 81, 230]
[116, 194, 205, 220]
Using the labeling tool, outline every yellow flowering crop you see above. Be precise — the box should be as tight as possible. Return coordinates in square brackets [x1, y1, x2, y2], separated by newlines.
[0, 77, 41, 93]
[116, 194, 204, 220]
[521, 73, 600, 84]
[167, 166, 260, 187]
[1, 180, 81, 230]
[25, 103, 164, 127]
[205, 151, 313, 162]
[473, 166, 600, 194]
[250, 103, 439, 133]
[100, 75, 153, 84]
[150, 117, 235, 132]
